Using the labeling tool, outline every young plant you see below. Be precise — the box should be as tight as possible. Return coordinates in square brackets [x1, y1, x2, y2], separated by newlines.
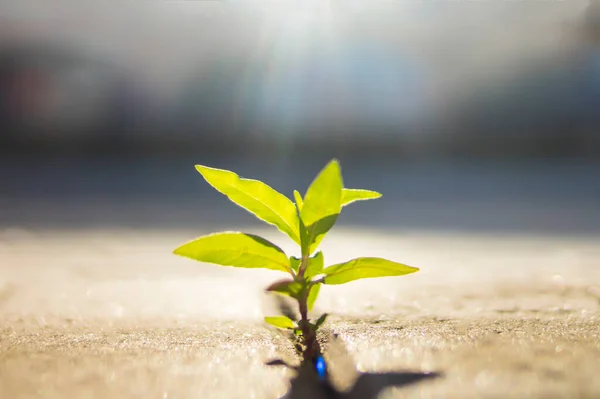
[173, 159, 419, 363]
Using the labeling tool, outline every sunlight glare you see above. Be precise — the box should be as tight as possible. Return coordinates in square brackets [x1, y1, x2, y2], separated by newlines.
[262, 0, 334, 44]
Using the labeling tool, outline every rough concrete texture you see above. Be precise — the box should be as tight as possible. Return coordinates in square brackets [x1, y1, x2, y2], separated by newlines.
[1, 228, 600, 398]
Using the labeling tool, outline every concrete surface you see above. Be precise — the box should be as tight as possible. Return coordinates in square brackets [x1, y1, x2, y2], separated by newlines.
[1, 227, 600, 398]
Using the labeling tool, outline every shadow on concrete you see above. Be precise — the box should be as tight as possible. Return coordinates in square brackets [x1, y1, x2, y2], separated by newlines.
[281, 363, 440, 399]
[267, 332, 441, 399]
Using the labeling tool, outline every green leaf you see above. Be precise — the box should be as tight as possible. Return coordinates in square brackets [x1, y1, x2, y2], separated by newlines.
[300, 160, 343, 255]
[293, 190, 303, 212]
[314, 313, 328, 329]
[304, 251, 324, 280]
[265, 316, 296, 330]
[307, 283, 321, 311]
[341, 188, 382, 207]
[289, 256, 301, 273]
[322, 257, 419, 285]
[195, 165, 301, 244]
[300, 159, 343, 227]
[173, 232, 291, 273]
[266, 279, 305, 299]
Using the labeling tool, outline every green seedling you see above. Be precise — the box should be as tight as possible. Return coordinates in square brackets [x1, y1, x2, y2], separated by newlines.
[173, 159, 419, 362]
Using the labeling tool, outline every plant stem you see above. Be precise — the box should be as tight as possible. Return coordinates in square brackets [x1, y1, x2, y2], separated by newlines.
[298, 288, 319, 362]
[297, 255, 320, 362]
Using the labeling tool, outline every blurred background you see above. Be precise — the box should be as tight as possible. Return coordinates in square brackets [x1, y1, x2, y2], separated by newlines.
[1, 0, 600, 233]
[3, 5, 600, 398]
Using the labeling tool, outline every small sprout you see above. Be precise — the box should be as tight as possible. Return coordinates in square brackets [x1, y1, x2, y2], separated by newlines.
[173, 159, 419, 362]
[314, 313, 328, 329]
[265, 316, 297, 330]
[293, 190, 304, 211]
[266, 279, 304, 300]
